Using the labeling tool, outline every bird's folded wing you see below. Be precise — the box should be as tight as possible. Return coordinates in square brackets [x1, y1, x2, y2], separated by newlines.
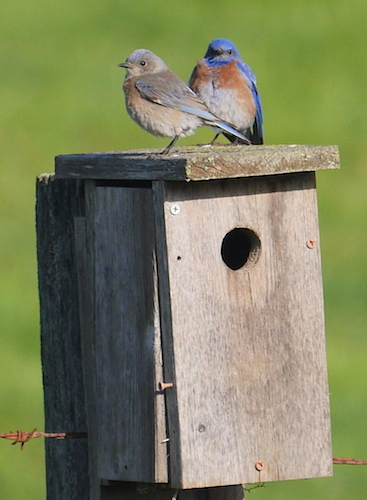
[251, 82, 263, 144]
[135, 73, 217, 122]
[236, 62, 263, 143]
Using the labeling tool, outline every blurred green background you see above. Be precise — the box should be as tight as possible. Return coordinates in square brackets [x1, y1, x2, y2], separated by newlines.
[1, 0, 367, 498]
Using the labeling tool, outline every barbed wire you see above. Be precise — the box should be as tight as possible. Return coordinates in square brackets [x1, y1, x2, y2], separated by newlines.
[0, 429, 87, 450]
[332, 457, 367, 465]
[0, 429, 366, 466]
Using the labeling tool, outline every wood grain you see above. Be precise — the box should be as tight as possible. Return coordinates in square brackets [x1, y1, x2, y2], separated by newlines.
[38, 176, 245, 499]
[74, 215, 101, 499]
[36, 175, 89, 499]
[55, 145, 339, 181]
[155, 173, 332, 488]
[80, 182, 168, 484]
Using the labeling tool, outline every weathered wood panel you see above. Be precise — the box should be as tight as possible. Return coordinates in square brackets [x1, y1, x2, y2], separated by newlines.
[55, 145, 339, 181]
[154, 173, 332, 488]
[36, 175, 89, 499]
[74, 215, 101, 499]
[38, 176, 245, 499]
[80, 182, 168, 484]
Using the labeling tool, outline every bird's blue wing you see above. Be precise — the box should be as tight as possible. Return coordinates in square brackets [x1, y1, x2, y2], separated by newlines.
[237, 61, 257, 83]
[250, 81, 263, 144]
[179, 104, 218, 122]
[237, 62, 263, 144]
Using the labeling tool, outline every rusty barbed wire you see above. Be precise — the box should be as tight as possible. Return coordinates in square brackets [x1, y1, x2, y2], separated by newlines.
[1, 429, 367, 466]
[0, 429, 87, 450]
[333, 457, 367, 465]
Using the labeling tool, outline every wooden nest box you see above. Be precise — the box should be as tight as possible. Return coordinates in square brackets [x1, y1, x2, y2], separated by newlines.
[37, 145, 340, 494]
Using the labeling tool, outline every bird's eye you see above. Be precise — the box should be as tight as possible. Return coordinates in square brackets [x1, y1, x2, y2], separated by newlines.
[228, 49, 233, 55]
[140, 60, 146, 66]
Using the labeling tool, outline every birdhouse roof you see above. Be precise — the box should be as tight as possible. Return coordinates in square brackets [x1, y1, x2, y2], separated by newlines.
[55, 145, 340, 181]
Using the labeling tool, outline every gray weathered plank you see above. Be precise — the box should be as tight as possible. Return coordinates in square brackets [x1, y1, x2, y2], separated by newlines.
[74, 215, 101, 499]
[36, 175, 89, 499]
[81, 182, 168, 484]
[154, 173, 332, 488]
[55, 145, 339, 181]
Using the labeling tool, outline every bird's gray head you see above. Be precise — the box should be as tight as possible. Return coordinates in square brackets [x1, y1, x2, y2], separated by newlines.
[118, 49, 168, 77]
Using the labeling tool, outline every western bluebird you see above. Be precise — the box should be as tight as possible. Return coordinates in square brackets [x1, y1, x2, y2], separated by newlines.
[118, 49, 250, 154]
[189, 38, 263, 145]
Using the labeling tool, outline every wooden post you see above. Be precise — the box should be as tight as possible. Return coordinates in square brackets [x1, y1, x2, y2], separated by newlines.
[36, 176, 89, 498]
[37, 145, 340, 499]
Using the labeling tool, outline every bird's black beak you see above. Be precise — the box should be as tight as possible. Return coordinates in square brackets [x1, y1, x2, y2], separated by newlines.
[118, 62, 130, 68]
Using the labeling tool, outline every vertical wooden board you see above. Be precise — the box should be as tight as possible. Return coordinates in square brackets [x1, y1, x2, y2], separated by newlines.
[36, 176, 89, 499]
[83, 183, 168, 483]
[159, 174, 332, 488]
[74, 215, 103, 500]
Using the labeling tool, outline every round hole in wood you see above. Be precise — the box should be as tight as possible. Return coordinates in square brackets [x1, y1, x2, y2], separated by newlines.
[221, 228, 261, 271]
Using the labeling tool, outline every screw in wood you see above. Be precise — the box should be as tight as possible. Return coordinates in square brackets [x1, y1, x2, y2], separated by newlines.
[170, 204, 180, 215]
[306, 238, 316, 249]
[255, 460, 265, 471]
[159, 381, 174, 391]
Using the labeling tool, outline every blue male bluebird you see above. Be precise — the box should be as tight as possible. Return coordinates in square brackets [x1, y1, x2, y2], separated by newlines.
[118, 49, 250, 154]
[189, 38, 263, 145]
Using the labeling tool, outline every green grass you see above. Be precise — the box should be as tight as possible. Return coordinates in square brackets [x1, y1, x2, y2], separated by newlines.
[1, 0, 367, 498]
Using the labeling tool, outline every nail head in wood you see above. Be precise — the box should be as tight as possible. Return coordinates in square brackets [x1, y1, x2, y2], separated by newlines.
[159, 381, 174, 391]
[255, 460, 265, 471]
[307, 238, 317, 249]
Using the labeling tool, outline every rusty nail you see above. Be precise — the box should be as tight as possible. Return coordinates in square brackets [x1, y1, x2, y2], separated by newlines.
[159, 381, 174, 391]
[255, 460, 265, 471]
[306, 239, 316, 249]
